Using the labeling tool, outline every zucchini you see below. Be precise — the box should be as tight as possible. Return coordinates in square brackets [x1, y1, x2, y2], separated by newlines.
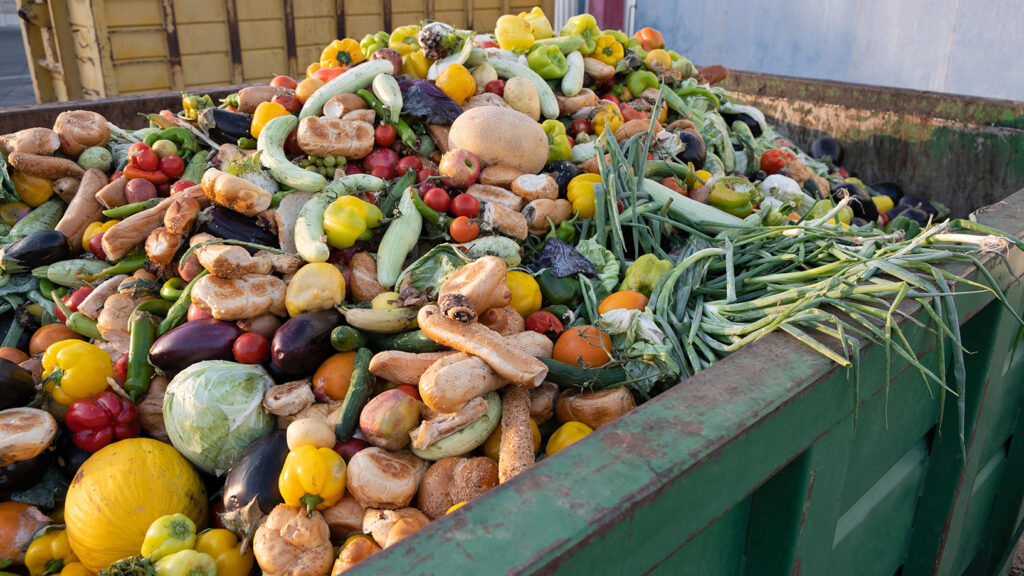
[366, 330, 446, 353]
[294, 192, 333, 262]
[330, 326, 368, 352]
[376, 188, 422, 288]
[538, 356, 628, 390]
[533, 36, 586, 54]
[257, 115, 326, 192]
[561, 51, 585, 97]
[372, 74, 403, 124]
[334, 347, 373, 441]
[299, 60, 393, 120]
[488, 59, 560, 119]
[411, 391, 501, 460]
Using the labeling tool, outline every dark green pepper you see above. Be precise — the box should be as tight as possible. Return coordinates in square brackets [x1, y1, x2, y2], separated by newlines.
[527, 44, 570, 80]
[537, 268, 581, 306]
[886, 215, 921, 239]
[541, 120, 572, 163]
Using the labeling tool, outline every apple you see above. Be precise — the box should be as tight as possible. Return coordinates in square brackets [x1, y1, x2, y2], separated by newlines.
[438, 148, 481, 188]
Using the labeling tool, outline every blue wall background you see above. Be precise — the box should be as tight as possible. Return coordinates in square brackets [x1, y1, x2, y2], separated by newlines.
[634, 0, 1024, 101]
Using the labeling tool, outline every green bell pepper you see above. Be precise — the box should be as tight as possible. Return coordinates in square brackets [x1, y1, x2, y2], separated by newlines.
[620, 254, 672, 295]
[602, 29, 629, 45]
[537, 268, 581, 306]
[626, 70, 659, 98]
[625, 37, 647, 60]
[527, 44, 569, 80]
[154, 550, 217, 576]
[886, 215, 921, 239]
[708, 184, 753, 217]
[559, 14, 601, 55]
[360, 31, 389, 56]
[541, 120, 572, 162]
[143, 127, 198, 160]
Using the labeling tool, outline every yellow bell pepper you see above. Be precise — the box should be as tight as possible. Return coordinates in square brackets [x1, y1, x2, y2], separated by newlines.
[389, 25, 421, 56]
[567, 173, 601, 219]
[81, 219, 118, 252]
[520, 7, 553, 40]
[154, 550, 217, 576]
[402, 50, 430, 79]
[505, 271, 542, 317]
[42, 340, 114, 406]
[59, 563, 92, 576]
[285, 262, 346, 317]
[546, 421, 593, 457]
[25, 529, 79, 576]
[320, 38, 364, 67]
[306, 61, 322, 79]
[141, 513, 197, 562]
[593, 35, 623, 66]
[279, 444, 347, 514]
[591, 101, 623, 137]
[11, 171, 53, 207]
[495, 14, 534, 52]
[323, 195, 382, 249]
[435, 63, 476, 105]
[559, 14, 601, 55]
[194, 529, 254, 576]
[250, 101, 290, 138]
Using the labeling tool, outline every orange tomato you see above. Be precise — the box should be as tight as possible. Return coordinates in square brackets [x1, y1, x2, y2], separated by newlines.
[633, 27, 665, 51]
[295, 78, 325, 104]
[552, 325, 612, 368]
[29, 324, 83, 356]
[597, 290, 650, 315]
[0, 347, 28, 364]
[312, 66, 347, 83]
[313, 351, 357, 401]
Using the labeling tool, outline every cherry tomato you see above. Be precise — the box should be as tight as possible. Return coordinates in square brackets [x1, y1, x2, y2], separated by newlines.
[449, 216, 479, 242]
[600, 93, 620, 105]
[416, 167, 435, 183]
[233, 332, 270, 364]
[271, 75, 298, 90]
[272, 94, 301, 114]
[284, 130, 302, 156]
[115, 353, 129, 380]
[127, 142, 158, 172]
[660, 177, 686, 195]
[88, 232, 107, 260]
[159, 155, 185, 179]
[760, 148, 797, 175]
[570, 117, 591, 136]
[449, 193, 479, 218]
[171, 180, 196, 195]
[397, 156, 423, 175]
[345, 162, 365, 175]
[187, 303, 212, 322]
[396, 384, 421, 400]
[375, 124, 397, 147]
[484, 80, 505, 97]
[369, 165, 393, 180]
[525, 311, 565, 339]
[423, 187, 451, 213]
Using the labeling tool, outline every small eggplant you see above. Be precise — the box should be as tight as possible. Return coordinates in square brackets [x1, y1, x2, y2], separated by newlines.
[720, 112, 762, 138]
[831, 182, 878, 222]
[0, 230, 69, 274]
[871, 182, 904, 202]
[199, 108, 253, 145]
[57, 434, 91, 482]
[0, 358, 37, 411]
[810, 136, 844, 166]
[196, 206, 279, 250]
[0, 449, 51, 492]
[897, 206, 931, 226]
[221, 430, 289, 546]
[149, 318, 242, 375]
[271, 310, 339, 376]
[542, 161, 580, 195]
[676, 130, 706, 170]
[899, 195, 938, 216]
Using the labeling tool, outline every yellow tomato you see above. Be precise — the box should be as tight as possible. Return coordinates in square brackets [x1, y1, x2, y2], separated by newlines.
[505, 270, 542, 317]
[545, 421, 594, 457]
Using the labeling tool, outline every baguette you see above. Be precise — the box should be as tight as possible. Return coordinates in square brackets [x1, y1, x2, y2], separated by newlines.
[498, 385, 534, 483]
[95, 175, 128, 208]
[8, 152, 84, 180]
[467, 183, 525, 212]
[296, 117, 374, 159]
[368, 350, 457, 385]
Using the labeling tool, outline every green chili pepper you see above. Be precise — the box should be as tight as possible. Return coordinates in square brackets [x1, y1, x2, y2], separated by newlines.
[134, 298, 174, 316]
[537, 268, 582, 306]
[81, 251, 149, 282]
[676, 85, 720, 108]
[236, 137, 257, 150]
[160, 278, 185, 301]
[356, 89, 418, 149]
[102, 198, 163, 219]
[158, 270, 208, 335]
[38, 278, 60, 300]
[541, 120, 572, 163]
[626, 70, 659, 98]
[526, 45, 569, 79]
[380, 169, 418, 218]
[126, 312, 155, 401]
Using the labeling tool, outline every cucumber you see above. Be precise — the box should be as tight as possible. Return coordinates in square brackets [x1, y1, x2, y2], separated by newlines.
[533, 36, 585, 54]
[334, 347, 373, 441]
[488, 59, 560, 119]
[366, 329, 446, 353]
[411, 391, 501, 460]
[257, 115, 326, 192]
[299, 60, 393, 120]
[376, 188, 422, 288]
[331, 326, 368, 351]
[372, 74, 403, 124]
[538, 356, 629, 390]
[561, 51, 585, 97]
[294, 192, 333, 262]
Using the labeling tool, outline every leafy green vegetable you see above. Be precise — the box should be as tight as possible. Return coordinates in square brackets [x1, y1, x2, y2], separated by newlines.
[575, 237, 619, 299]
[394, 245, 470, 298]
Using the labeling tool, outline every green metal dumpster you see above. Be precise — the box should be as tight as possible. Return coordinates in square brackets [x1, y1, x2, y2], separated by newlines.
[2, 71, 1022, 575]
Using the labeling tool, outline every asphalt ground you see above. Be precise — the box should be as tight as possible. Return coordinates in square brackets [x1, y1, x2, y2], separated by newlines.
[0, 26, 38, 110]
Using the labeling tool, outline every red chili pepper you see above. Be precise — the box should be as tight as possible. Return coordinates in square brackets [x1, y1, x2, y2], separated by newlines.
[123, 165, 171, 184]
[64, 391, 140, 453]
[525, 311, 565, 339]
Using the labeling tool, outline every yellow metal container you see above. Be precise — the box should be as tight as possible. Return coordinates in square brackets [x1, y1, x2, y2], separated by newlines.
[17, 0, 554, 103]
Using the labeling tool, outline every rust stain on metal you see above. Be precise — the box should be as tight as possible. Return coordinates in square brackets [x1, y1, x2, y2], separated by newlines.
[335, 0, 346, 39]
[283, 0, 297, 77]
[160, 0, 183, 90]
[224, 0, 243, 84]
[792, 557, 802, 576]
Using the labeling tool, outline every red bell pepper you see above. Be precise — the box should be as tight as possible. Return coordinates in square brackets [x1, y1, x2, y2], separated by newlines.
[124, 165, 171, 184]
[64, 390, 140, 452]
[525, 311, 565, 339]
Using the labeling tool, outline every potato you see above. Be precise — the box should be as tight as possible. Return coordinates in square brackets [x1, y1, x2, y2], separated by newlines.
[448, 106, 549, 174]
[124, 178, 157, 204]
[502, 77, 540, 121]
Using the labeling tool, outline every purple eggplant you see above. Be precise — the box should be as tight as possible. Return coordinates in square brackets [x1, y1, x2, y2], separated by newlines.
[149, 318, 242, 375]
[271, 310, 339, 376]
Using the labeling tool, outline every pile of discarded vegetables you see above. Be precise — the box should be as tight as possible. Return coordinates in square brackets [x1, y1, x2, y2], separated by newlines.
[1, 7, 1020, 576]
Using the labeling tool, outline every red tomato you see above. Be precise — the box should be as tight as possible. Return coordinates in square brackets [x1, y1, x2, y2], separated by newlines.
[312, 66, 347, 83]
[374, 124, 397, 147]
[127, 143, 158, 171]
[760, 148, 796, 175]
[566, 135, 575, 148]
[114, 353, 129, 380]
[484, 80, 505, 97]
[397, 155, 423, 175]
[369, 165, 393, 180]
[272, 94, 301, 114]
[88, 232, 106, 260]
[525, 311, 565, 338]
[570, 117, 591, 136]
[423, 187, 451, 213]
[187, 303, 212, 322]
[159, 155, 185, 179]
[396, 384, 421, 400]
[233, 332, 270, 364]
[57, 286, 94, 323]
[270, 75, 298, 90]
[449, 216, 479, 242]
[170, 179, 195, 194]
[284, 130, 302, 156]
[660, 177, 687, 195]
[416, 167, 435, 183]
[600, 93, 620, 105]
[449, 193, 479, 218]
